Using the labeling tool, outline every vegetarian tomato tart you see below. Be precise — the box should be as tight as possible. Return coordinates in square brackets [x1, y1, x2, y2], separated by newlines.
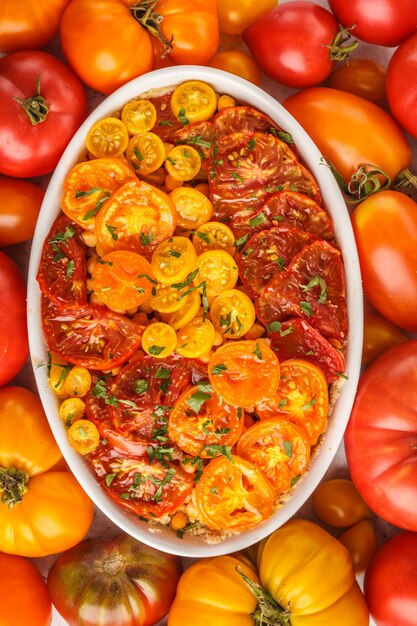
[37, 80, 348, 540]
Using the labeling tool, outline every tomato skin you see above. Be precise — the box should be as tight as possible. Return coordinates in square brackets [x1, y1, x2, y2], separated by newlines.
[217, 0, 276, 35]
[284, 87, 411, 182]
[339, 520, 378, 573]
[313, 479, 372, 528]
[352, 191, 417, 332]
[0, 252, 28, 387]
[48, 533, 182, 626]
[328, 59, 386, 103]
[0, 51, 88, 177]
[386, 32, 417, 140]
[364, 532, 417, 626]
[0, 176, 43, 246]
[0, 553, 52, 626]
[362, 311, 407, 366]
[345, 340, 417, 531]
[328, 0, 417, 47]
[0, 0, 71, 52]
[209, 51, 261, 85]
[243, 2, 340, 88]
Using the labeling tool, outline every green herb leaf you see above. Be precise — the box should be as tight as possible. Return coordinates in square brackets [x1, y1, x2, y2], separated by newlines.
[212, 363, 227, 376]
[253, 342, 263, 360]
[267, 321, 282, 333]
[171, 268, 199, 289]
[178, 108, 189, 126]
[187, 389, 212, 414]
[135, 379, 148, 395]
[301, 397, 317, 411]
[105, 223, 118, 241]
[283, 440, 293, 458]
[148, 345, 165, 356]
[291, 474, 301, 487]
[105, 473, 116, 487]
[66, 260, 75, 278]
[300, 301, 314, 317]
[249, 212, 266, 227]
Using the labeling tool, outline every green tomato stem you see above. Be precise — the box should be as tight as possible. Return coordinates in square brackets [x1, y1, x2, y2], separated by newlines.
[0, 467, 29, 508]
[130, 0, 173, 57]
[14, 74, 50, 125]
[326, 25, 360, 62]
[321, 158, 392, 204]
[392, 168, 417, 190]
[236, 567, 292, 626]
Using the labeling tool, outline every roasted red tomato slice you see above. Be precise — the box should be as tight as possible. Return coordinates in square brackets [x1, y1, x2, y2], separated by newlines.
[214, 106, 292, 147]
[37, 215, 87, 308]
[172, 121, 216, 163]
[42, 299, 143, 371]
[268, 318, 345, 383]
[258, 240, 347, 341]
[209, 132, 321, 222]
[89, 442, 194, 519]
[150, 92, 182, 142]
[238, 225, 317, 297]
[231, 190, 334, 242]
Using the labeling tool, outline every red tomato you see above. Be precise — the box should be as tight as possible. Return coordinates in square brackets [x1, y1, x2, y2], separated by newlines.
[362, 311, 407, 366]
[351, 191, 417, 332]
[328, 58, 386, 103]
[0, 252, 28, 387]
[364, 532, 417, 626]
[243, 1, 356, 88]
[48, 533, 182, 626]
[214, 106, 286, 142]
[0, 553, 51, 626]
[0, 51, 87, 178]
[0, 0, 71, 52]
[328, 0, 417, 47]
[386, 32, 417, 140]
[208, 51, 261, 85]
[345, 340, 417, 531]
[0, 176, 43, 246]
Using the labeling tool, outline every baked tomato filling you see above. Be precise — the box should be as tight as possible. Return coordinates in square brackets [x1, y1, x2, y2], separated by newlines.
[38, 81, 348, 539]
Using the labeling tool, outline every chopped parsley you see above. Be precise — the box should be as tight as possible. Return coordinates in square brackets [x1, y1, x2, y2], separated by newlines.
[148, 345, 165, 356]
[211, 363, 227, 376]
[283, 440, 293, 458]
[301, 275, 327, 303]
[134, 146, 144, 162]
[267, 321, 282, 333]
[140, 231, 155, 247]
[178, 108, 189, 125]
[300, 301, 314, 317]
[248, 212, 266, 228]
[66, 260, 75, 278]
[171, 268, 199, 289]
[105, 223, 118, 241]
[301, 397, 317, 411]
[135, 379, 148, 395]
[253, 342, 263, 360]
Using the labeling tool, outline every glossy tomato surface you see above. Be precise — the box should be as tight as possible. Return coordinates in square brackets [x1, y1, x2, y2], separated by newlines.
[362, 311, 407, 366]
[328, 0, 417, 47]
[351, 191, 417, 331]
[0, 252, 28, 386]
[364, 532, 417, 626]
[0, 51, 87, 177]
[328, 58, 386, 103]
[217, 0, 276, 34]
[386, 32, 417, 140]
[345, 341, 417, 531]
[0, 176, 43, 246]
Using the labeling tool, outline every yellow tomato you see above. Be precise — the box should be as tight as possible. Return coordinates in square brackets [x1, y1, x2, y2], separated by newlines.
[210, 289, 255, 338]
[121, 99, 157, 134]
[169, 187, 213, 229]
[194, 250, 238, 297]
[165, 290, 201, 330]
[171, 80, 217, 124]
[142, 322, 177, 358]
[59, 397, 86, 424]
[86, 117, 129, 158]
[149, 282, 189, 313]
[126, 132, 166, 175]
[209, 51, 261, 86]
[217, 0, 277, 35]
[48, 352, 69, 398]
[151, 236, 197, 285]
[67, 419, 100, 455]
[165, 146, 201, 181]
[192, 221, 235, 255]
[63, 366, 91, 398]
[176, 317, 215, 358]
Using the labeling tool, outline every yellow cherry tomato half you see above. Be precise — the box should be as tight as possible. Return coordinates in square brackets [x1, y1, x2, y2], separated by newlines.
[210, 289, 255, 339]
[171, 80, 217, 124]
[169, 187, 213, 229]
[63, 366, 92, 398]
[165, 146, 201, 181]
[92, 250, 155, 310]
[151, 236, 197, 285]
[141, 322, 177, 358]
[121, 99, 157, 134]
[149, 282, 188, 313]
[164, 290, 201, 330]
[68, 419, 100, 455]
[86, 117, 129, 159]
[192, 221, 235, 255]
[126, 132, 166, 176]
[176, 317, 215, 358]
[194, 249, 238, 298]
[59, 398, 86, 425]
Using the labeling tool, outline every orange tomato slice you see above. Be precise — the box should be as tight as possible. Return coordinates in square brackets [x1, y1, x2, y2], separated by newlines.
[67, 419, 100, 455]
[194, 455, 275, 531]
[208, 340, 280, 408]
[256, 359, 329, 445]
[95, 180, 177, 256]
[171, 80, 217, 124]
[194, 249, 238, 297]
[165, 146, 201, 181]
[176, 317, 215, 358]
[91, 250, 155, 311]
[236, 417, 311, 494]
[169, 187, 213, 229]
[192, 221, 235, 255]
[61, 158, 137, 230]
[141, 322, 177, 358]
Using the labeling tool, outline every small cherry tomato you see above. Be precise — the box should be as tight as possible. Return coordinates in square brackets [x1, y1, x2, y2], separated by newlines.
[210, 289, 255, 339]
[59, 397, 86, 424]
[0, 176, 43, 246]
[126, 132, 166, 175]
[63, 366, 92, 398]
[171, 81, 217, 124]
[217, 0, 276, 35]
[169, 187, 213, 229]
[328, 59, 386, 103]
[149, 282, 188, 314]
[151, 236, 197, 285]
[176, 317, 215, 358]
[164, 290, 201, 331]
[192, 221, 235, 255]
[142, 322, 177, 358]
[68, 418, 100, 455]
[86, 117, 129, 159]
[339, 519, 378, 573]
[121, 99, 157, 134]
[194, 250, 238, 297]
[313, 478, 372, 527]
[209, 51, 261, 85]
[165, 146, 201, 181]
[209, 340, 280, 408]
[362, 311, 407, 366]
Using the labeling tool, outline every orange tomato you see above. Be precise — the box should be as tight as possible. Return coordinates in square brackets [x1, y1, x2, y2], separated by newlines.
[339, 520, 378, 573]
[362, 311, 407, 366]
[0, 176, 43, 246]
[217, 0, 276, 35]
[209, 50, 261, 85]
[313, 479, 372, 528]
[209, 340, 280, 408]
[328, 59, 386, 103]
[0, 553, 52, 626]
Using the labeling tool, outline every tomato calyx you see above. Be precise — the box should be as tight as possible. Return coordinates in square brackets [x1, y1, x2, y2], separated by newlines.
[325, 25, 359, 62]
[322, 158, 392, 203]
[130, 0, 173, 57]
[14, 74, 49, 125]
[392, 167, 417, 191]
[0, 466, 29, 507]
[237, 567, 291, 626]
